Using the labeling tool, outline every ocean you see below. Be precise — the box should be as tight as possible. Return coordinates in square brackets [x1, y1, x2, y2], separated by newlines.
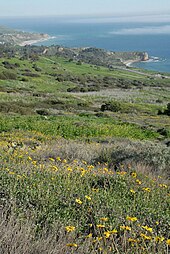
[0, 16, 170, 73]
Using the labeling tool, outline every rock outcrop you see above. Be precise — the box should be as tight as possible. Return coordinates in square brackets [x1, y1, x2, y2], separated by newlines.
[141, 52, 149, 61]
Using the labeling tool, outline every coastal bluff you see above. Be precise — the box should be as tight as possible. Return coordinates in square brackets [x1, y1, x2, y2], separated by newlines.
[44, 46, 149, 67]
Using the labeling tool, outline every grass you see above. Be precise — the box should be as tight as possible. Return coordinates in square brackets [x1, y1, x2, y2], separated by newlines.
[0, 137, 169, 253]
[0, 115, 160, 140]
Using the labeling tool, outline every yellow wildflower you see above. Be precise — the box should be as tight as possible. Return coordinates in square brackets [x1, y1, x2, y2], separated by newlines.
[110, 229, 118, 234]
[128, 238, 138, 243]
[100, 217, 108, 222]
[104, 231, 111, 238]
[130, 189, 136, 194]
[155, 236, 165, 243]
[16, 175, 22, 179]
[73, 159, 78, 164]
[52, 165, 58, 171]
[75, 198, 82, 205]
[120, 225, 131, 231]
[142, 226, 153, 233]
[56, 156, 61, 161]
[117, 171, 127, 176]
[9, 171, 15, 175]
[166, 239, 170, 245]
[87, 165, 94, 169]
[49, 157, 55, 162]
[126, 216, 137, 222]
[92, 188, 99, 192]
[159, 184, 168, 188]
[96, 237, 103, 241]
[131, 172, 137, 178]
[86, 233, 93, 238]
[81, 168, 86, 176]
[143, 187, 151, 192]
[136, 179, 142, 185]
[67, 167, 73, 172]
[85, 195, 91, 201]
[65, 226, 75, 232]
[97, 224, 105, 228]
[140, 233, 152, 241]
[32, 160, 37, 165]
[66, 243, 78, 247]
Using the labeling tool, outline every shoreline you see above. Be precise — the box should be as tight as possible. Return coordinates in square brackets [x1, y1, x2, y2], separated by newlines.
[18, 36, 55, 46]
[123, 59, 142, 67]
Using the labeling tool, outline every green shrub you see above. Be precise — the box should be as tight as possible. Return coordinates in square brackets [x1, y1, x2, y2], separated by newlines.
[101, 100, 123, 112]
[0, 70, 17, 80]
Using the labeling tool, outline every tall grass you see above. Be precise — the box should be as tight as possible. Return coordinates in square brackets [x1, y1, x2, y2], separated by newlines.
[0, 141, 169, 253]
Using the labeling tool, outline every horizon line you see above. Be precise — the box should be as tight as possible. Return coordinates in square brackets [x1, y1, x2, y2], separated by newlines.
[0, 11, 170, 18]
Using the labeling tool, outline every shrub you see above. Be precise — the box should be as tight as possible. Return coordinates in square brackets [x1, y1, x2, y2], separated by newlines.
[36, 109, 50, 116]
[101, 100, 123, 112]
[95, 141, 170, 174]
[158, 103, 170, 116]
[0, 70, 17, 80]
[20, 77, 28, 82]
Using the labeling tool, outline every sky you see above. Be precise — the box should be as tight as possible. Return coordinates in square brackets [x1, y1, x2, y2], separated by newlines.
[0, 0, 170, 18]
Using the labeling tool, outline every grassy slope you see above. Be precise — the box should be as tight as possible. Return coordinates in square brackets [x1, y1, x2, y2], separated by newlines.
[0, 53, 170, 253]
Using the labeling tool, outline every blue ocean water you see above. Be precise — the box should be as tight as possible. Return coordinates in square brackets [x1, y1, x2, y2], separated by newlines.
[0, 16, 170, 73]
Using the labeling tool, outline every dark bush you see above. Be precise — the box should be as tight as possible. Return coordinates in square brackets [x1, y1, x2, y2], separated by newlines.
[101, 101, 122, 112]
[157, 128, 169, 137]
[158, 103, 170, 116]
[67, 87, 80, 92]
[14, 63, 20, 67]
[36, 109, 49, 116]
[23, 72, 40, 77]
[20, 77, 28, 82]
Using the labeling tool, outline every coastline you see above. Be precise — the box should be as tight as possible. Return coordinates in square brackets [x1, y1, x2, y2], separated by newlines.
[123, 59, 142, 67]
[18, 36, 55, 46]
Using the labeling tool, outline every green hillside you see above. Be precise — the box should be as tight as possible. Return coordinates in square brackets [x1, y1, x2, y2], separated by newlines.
[0, 44, 170, 254]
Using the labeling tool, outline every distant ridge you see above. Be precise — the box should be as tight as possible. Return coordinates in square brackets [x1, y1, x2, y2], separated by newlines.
[43, 45, 149, 67]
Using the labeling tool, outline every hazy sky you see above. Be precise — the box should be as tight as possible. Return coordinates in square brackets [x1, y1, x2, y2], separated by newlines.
[0, 0, 170, 17]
